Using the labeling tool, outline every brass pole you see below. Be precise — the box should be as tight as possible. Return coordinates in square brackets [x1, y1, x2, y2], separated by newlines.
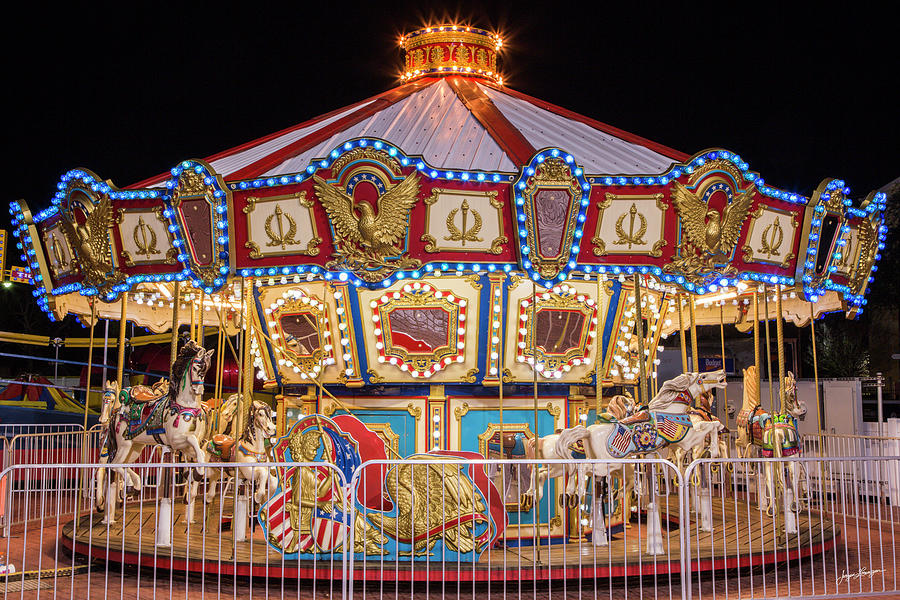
[82, 299, 97, 435]
[719, 300, 729, 428]
[243, 282, 254, 413]
[689, 296, 699, 372]
[235, 280, 247, 439]
[775, 285, 786, 412]
[116, 292, 128, 389]
[810, 303, 823, 434]
[200, 291, 206, 341]
[677, 293, 688, 373]
[763, 286, 775, 412]
[633, 275, 648, 405]
[190, 294, 197, 342]
[498, 276, 505, 450]
[170, 282, 181, 367]
[532, 281, 540, 563]
[596, 276, 603, 422]
[753, 290, 761, 392]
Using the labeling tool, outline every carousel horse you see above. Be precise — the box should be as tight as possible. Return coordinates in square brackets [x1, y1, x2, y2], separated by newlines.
[99, 340, 214, 523]
[522, 394, 640, 511]
[95, 378, 170, 511]
[555, 371, 728, 480]
[670, 390, 731, 472]
[186, 398, 278, 523]
[736, 366, 807, 515]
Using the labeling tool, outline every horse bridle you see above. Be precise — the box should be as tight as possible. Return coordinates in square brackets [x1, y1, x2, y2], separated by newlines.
[190, 355, 207, 386]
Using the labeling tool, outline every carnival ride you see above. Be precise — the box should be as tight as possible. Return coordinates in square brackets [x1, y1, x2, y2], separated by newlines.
[4, 23, 887, 583]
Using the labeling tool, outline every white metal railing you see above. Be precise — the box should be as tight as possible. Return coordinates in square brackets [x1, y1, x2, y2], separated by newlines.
[0, 448, 899, 598]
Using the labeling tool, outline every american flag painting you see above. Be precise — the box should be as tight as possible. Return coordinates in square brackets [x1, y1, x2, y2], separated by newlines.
[608, 425, 633, 457]
[260, 465, 349, 555]
[656, 414, 691, 443]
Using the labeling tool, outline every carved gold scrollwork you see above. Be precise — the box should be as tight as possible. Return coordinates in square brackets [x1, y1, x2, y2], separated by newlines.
[367, 369, 385, 384]
[613, 203, 648, 248]
[464, 368, 479, 383]
[454, 402, 470, 421]
[133, 216, 160, 259]
[406, 402, 422, 419]
[759, 217, 784, 258]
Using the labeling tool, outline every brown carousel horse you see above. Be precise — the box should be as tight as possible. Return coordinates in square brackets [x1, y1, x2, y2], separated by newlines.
[736, 366, 807, 515]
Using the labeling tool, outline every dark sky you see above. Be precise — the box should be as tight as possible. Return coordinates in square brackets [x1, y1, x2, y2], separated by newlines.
[3, 2, 897, 234]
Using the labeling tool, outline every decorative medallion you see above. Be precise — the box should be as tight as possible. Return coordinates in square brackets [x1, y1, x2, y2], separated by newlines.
[515, 284, 598, 379]
[422, 189, 507, 254]
[264, 288, 335, 380]
[370, 282, 466, 378]
[166, 161, 230, 289]
[313, 151, 422, 282]
[665, 160, 756, 284]
[116, 208, 177, 267]
[592, 193, 667, 257]
[846, 195, 885, 299]
[515, 151, 589, 283]
[41, 224, 73, 278]
[243, 192, 321, 259]
[741, 204, 799, 269]
[797, 178, 847, 300]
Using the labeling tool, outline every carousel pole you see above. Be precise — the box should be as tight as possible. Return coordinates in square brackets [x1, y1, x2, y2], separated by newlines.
[170, 282, 181, 366]
[689, 294, 699, 372]
[531, 281, 541, 563]
[809, 303, 823, 435]
[596, 276, 603, 422]
[775, 286, 786, 412]
[633, 275, 648, 404]
[677, 293, 688, 373]
[763, 286, 775, 412]
[75, 298, 97, 528]
[753, 290, 761, 392]
[719, 301, 729, 428]
[116, 292, 128, 388]
[198, 290, 205, 343]
[102, 319, 110, 386]
[235, 279, 248, 440]
[190, 294, 198, 342]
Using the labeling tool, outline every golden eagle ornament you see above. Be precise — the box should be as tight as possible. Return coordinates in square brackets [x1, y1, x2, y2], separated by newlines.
[312, 173, 422, 281]
[666, 180, 756, 283]
[60, 196, 120, 288]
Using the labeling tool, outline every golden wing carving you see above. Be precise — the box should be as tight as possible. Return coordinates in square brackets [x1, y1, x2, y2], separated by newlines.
[85, 196, 113, 267]
[671, 182, 710, 252]
[718, 185, 756, 253]
[373, 172, 420, 247]
[312, 175, 362, 244]
[59, 215, 79, 252]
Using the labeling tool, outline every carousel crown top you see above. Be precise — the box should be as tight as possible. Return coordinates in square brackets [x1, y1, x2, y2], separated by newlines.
[7, 23, 888, 389]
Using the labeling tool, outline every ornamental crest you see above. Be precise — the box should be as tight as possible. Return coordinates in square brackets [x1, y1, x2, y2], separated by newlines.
[371, 283, 466, 378]
[313, 152, 421, 282]
[516, 284, 598, 379]
[265, 289, 335, 379]
[519, 157, 583, 279]
[666, 160, 756, 284]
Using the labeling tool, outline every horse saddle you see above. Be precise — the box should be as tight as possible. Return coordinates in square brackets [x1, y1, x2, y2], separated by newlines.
[128, 380, 169, 403]
[207, 433, 236, 461]
[689, 406, 729, 434]
[487, 432, 527, 459]
[619, 410, 651, 426]
[125, 397, 167, 438]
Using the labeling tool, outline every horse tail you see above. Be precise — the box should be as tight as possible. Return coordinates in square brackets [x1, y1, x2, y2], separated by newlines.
[555, 426, 591, 460]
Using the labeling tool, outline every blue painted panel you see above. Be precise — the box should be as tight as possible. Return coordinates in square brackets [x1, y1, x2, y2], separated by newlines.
[457, 405, 558, 527]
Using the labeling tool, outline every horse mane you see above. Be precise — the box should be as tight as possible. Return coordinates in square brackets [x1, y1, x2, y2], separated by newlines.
[742, 365, 760, 411]
[169, 339, 202, 402]
[606, 394, 634, 419]
[648, 372, 699, 411]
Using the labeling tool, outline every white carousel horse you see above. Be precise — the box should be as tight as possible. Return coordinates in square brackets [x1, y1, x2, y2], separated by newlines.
[100, 340, 213, 524]
[95, 378, 170, 511]
[555, 371, 728, 481]
[186, 398, 277, 523]
[736, 366, 807, 515]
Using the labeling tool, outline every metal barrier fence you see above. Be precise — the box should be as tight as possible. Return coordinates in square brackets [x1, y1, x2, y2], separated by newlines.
[0, 452, 899, 598]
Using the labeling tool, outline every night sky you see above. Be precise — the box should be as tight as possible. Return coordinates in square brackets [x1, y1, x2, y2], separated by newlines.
[3, 3, 897, 232]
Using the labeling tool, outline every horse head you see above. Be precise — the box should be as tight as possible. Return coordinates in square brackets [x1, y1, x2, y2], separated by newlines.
[172, 340, 214, 400]
[100, 380, 120, 425]
[691, 369, 727, 398]
[247, 400, 277, 441]
[783, 371, 807, 418]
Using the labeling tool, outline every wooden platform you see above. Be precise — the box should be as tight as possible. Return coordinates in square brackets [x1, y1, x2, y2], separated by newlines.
[61, 496, 839, 582]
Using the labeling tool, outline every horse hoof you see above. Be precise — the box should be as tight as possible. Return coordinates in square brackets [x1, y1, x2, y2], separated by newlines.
[568, 495, 579, 509]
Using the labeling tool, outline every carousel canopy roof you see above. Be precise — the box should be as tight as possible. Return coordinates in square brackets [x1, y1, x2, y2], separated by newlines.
[129, 78, 686, 189]
[8, 24, 888, 363]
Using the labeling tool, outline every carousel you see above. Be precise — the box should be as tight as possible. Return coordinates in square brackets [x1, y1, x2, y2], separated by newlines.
[7, 24, 886, 582]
